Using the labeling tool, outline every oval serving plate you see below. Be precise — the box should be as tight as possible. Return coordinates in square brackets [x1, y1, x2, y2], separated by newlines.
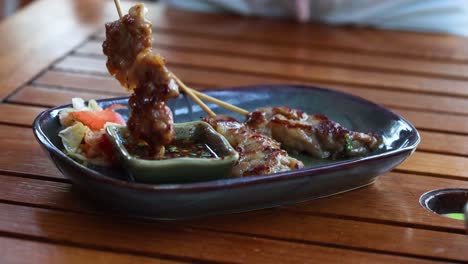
[33, 85, 420, 219]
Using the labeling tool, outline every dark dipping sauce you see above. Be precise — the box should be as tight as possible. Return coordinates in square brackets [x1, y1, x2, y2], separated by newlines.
[124, 137, 218, 160]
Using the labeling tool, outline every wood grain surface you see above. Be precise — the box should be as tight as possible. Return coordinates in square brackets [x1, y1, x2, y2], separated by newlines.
[0, 0, 467, 263]
[0, 236, 182, 264]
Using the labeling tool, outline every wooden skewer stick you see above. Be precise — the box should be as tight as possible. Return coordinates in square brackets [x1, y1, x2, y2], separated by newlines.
[170, 73, 217, 117]
[189, 89, 249, 116]
[113, 0, 123, 18]
[111, 0, 216, 117]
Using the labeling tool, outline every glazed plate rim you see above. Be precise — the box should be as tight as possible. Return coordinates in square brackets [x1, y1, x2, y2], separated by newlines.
[33, 84, 420, 193]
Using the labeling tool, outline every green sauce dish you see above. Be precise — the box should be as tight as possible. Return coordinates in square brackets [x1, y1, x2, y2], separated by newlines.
[106, 121, 239, 184]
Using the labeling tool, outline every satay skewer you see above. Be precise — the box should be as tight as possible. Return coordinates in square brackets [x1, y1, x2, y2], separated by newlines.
[183, 85, 249, 117]
[111, 0, 249, 117]
[169, 73, 216, 117]
[112, 0, 216, 117]
[170, 72, 250, 117]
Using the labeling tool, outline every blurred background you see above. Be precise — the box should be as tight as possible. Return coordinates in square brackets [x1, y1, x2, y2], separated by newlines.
[0, 0, 34, 20]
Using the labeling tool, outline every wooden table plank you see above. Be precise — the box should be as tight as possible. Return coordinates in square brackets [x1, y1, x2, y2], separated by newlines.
[0, 174, 465, 262]
[0, 0, 96, 100]
[70, 44, 468, 101]
[13, 172, 468, 233]
[82, 37, 468, 96]
[392, 109, 468, 135]
[53, 55, 468, 115]
[398, 152, 468, 179]
[0, 104, 48, 127]
[0, 202, 442, 264]
[418, 131, 468, 156]
[142, 5, 468, 62]
[0, 124, 62, 179]
[0, 236, 182, 264]
[7, 85, 124, 107]
[290, 172, 467, 231]
[187, 212, 468, 262]
[35, 71, 123, 94]
[0, 103, 45, 127]
[0, 0, 146, 101]
[53, 56, 105, 75]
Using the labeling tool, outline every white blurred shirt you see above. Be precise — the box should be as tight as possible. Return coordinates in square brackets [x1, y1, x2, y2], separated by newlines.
[161, 0, 468, 36]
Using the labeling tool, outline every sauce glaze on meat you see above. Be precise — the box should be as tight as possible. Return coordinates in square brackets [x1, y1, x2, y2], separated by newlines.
[246, 106, 382, 159]
[103, 4, 179, 157]
[203, 115, 304, 177]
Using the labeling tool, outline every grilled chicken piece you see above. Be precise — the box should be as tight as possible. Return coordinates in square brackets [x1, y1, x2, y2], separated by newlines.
[203, 115, 304, 177]
[103, 3, 179, 157]
[246, 106, 382, 159]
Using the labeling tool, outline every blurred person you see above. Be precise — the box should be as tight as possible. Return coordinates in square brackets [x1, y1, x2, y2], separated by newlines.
[160, 0, 468, 36]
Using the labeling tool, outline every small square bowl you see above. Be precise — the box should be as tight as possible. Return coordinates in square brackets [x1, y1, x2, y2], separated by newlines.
[105, 121, 239, 184]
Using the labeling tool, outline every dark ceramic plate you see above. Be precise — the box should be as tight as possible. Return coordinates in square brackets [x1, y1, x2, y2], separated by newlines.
[33, 85, 420, 219]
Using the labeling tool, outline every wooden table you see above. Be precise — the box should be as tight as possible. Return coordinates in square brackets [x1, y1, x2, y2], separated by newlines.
[0, 0, 467, 263]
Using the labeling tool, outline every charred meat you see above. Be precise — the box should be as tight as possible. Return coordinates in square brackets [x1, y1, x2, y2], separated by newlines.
[246, 106, 382, 159]
[103, 4, 179, 157]
[203, 115, 304, 177]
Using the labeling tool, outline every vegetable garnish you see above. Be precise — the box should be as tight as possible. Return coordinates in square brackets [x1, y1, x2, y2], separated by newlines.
[70, 106, 125, 131]
[59, 122, 87, 153]
[345, 134, 354, 152]
[58, 98, 126, 166]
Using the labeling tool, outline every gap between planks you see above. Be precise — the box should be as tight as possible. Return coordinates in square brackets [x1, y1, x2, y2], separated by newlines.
[0, 236, 185, 264]
[0, 231, 214, 264]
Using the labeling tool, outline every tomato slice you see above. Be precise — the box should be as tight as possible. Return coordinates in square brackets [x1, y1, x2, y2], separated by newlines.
[70, 107, 125, 131]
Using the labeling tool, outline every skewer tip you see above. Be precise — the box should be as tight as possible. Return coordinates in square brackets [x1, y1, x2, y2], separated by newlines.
[113, 0, 123, 18]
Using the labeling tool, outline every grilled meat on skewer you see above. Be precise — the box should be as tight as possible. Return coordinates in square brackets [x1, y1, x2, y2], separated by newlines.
[103, 4, 179, 157]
